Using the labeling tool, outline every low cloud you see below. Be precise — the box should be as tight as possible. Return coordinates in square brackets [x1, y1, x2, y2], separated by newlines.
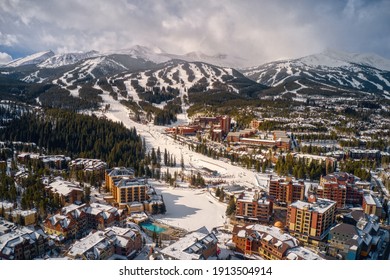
[0, 52, 12, 64]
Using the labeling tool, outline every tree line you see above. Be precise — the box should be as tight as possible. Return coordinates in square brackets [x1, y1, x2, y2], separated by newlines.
[0, 109, 145, 168]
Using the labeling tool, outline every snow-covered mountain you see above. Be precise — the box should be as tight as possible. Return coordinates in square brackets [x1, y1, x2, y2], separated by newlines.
[296, 49, 390, 71]
[6, 50, 55, 67]
[106, 60, 261, 97]
[3, 47, 390, 100]
[243, 49, 390, 97]
[38, 51, 100, 68]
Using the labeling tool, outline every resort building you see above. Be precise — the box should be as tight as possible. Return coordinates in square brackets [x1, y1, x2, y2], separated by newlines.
[232, 224, 323, 260]
[235, 191, 273, 223]
[287, 198, 336, 244]
[328, 210, 389, 259]
[66, 226, 142, 260]
[362, 194, 383, 218]
[268, 178, 305, 205]
[105, 167, 135, 194]
[0, 227, 49, 260]
[160, 231, 218, 260]
[45, 179, 83, 206]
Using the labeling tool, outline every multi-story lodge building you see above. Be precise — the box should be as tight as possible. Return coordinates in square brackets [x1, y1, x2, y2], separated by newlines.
[268, 177, 305, 205]
[113, 178, 148, 207]
[66, 226, 142, 260]
[105, 168, 165, 214]
[45, 179, 83, 206]
[287, 198, 336, 244]
[160, 231, 218, 260]
[232, 224, 323, 260]
[235, 191, 273, 223]
[310, 172, 364, 208]
[362, 194, 383, 218]
[105, 167, 135, 194]
[0, 227, 49, 260]
[43, 203, 127, 240]
[328, 210, 389, 260]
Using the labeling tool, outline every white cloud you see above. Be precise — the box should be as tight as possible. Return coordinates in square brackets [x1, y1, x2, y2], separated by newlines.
[0, 0, 389, 66]
[0, 32, 18, 46]
[0, 52, 12, 64]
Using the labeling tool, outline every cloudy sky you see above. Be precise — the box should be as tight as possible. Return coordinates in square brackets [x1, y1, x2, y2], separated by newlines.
[0, 0, 389, 65]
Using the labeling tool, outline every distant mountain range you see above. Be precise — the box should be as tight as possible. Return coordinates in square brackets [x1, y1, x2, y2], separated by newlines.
[1, 46, 390, 101]
[242, 49, 390, 98]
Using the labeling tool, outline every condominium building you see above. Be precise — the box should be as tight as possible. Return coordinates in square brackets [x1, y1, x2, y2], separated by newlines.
[327, 223, 363, 260]
[268, 178, 305, 205]
[362, 194, 383, 218]
[313, 172, 364, 208]
[66, 227, 142, 260]
[0, 227, 49, 260]
[43, 203, 126, 240]
[231, 224, 323, 260]
[105, 167, 135, 194]
[287, 198, 336, 244]
[45, 179, 83, 206]
[316, 181, 346, 208]
[232, 224, 298, 259]
[43, 214, 77, 240]
[329, 210, 389, 259]
[160, 231, 218, 260]
[113, 178, 148, 208]
[235, 191, 273, 223]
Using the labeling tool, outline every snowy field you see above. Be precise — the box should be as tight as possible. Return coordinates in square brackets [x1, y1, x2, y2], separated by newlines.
[151, 181, 227, 232]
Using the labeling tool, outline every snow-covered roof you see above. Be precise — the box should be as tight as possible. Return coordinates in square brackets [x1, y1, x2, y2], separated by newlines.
[246, 224, 298, 244]
[160, 232, 217, 260]
[290, 198, 336, 214]
[363, 194, 382, 207]
[108, 167, 134, 177]
[47, 179, 81, 196]
[286, 247, 324, 260]
[116, 178, 147, 188]
[0, 201, 14, 209]
[0, 227, 47, 256]
[48, 214, 71, 228]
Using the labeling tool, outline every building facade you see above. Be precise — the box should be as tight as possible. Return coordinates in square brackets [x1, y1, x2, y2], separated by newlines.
[231, 224, 322, 260]
[235, 192, 273, 223]
[287, 198, 336, 244]
[362, 194, 382, 218]
[268, 178, 305, 205]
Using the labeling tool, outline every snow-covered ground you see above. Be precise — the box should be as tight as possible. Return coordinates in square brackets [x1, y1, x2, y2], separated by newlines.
[151, 181, 227, 232]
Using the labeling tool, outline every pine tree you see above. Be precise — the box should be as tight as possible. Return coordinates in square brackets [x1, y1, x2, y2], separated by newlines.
[219, 188, 225, 202]
[181, 154, 184, 170]
[215, 187, 221, 197]
[226, 197, 236, 216]
[84, 186, 91, 204]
